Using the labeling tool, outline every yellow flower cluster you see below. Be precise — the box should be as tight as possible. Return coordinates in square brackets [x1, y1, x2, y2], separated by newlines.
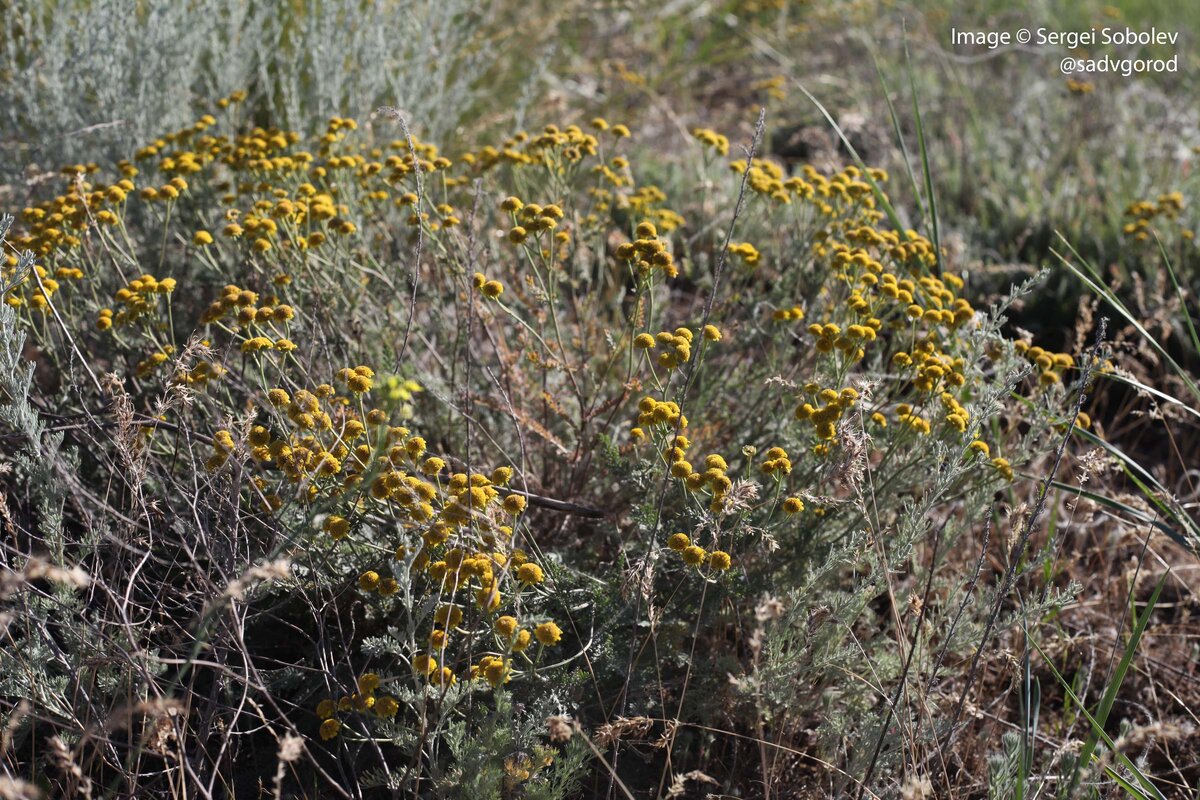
[892, 341, 968, 392]
[1014, 341, 1074, 387]
[97, 274, 176, 330]
[137, 176, 191, 203]
[1066, 77, 1095, 94]
[772, 304, 805, 322]
[472, 271, 505, 299]
[729, 241, 761, 266]
[173, 357, 226, 388]
[760, 446, 793, 477]
[617, 185, 685, 234]
[1122, 191, 1188, 241]
[615, 220, 677, 280]
[460, 122, 614, 173]
[691, 127, 730, 156]
[12, 172, 130, 280]
[666, 532, 732, 571]
[992, 457, 1015, 481]
[503, 750, 557, 786]
[633, 325, 700, 370]
[806, 321, 875, 359]
[314, 672, 401, 741]
[632, 396, 687, 435]
[893, 403, 931, 435]
[793, 385, 859, 441]
[501, 196, 565, 240]
[662, 440, 739, 512]
[134, 345, 174, 378]
[196, 342, 566, 718]
[199, 284, 296, 341]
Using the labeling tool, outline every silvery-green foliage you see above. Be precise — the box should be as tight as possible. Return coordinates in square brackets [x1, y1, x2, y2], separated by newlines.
[737, 274, 1080, 780]
[2, 0, 219, 175]
[1, 0, 535, 181]
[0, 217, 40, 441]
[988, 731, 1024, 799]
[0, 215, 70, 551]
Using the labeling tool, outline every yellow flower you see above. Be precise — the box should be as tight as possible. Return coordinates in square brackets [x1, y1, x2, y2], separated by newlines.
[476, 585, 502, 611]
[319, 719, 341, 740]
[681, 545, 706, 566]
[782, 497, 804, 514]
[324, 515, 350, 540]
[434, 605, 463, 628]
[358, 571, 380, 591]
[431, 666, 456, 687]
[517, 563, 544, 584]
[482, 280, 504, 298]
[193, 230, 213, 246]
[374, 696, 399, 718]
[495, 615, 519, 639]
[534, 621, 562, 646]
[357, 673, 381, 694]
[708, 550, 732, 570]
[667, 533, 689, 552]
[481, 656, 510, 687]
[703, 324, 721, 341]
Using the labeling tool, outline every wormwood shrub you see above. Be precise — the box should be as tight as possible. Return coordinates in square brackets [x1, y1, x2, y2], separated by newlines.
[0, 0, 546, 184]
[0, 100, 1094, 796]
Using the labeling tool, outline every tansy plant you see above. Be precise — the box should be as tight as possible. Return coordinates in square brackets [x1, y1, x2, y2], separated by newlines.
[0, 95, 1100, 797]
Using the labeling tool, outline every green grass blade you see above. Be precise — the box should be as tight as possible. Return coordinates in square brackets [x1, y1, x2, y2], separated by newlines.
[1069, 428, 1200, 549]
[904, 38, 940, 275]
[1030, 634, 1166, 799]
[1068, 569, 1169, 798]
[1073, 428, 1167, 494]
[869, 50, 927, 224]
[790, 79, 908, 237]
[1101, 371, 1200, 422]
[1053, 236, 1200, 403]
[1153, 231, 1200, 357]
[1046, 479, 1193, 552]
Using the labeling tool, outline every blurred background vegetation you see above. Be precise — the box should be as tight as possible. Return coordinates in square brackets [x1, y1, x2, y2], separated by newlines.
[3, 0, 1196, 322]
